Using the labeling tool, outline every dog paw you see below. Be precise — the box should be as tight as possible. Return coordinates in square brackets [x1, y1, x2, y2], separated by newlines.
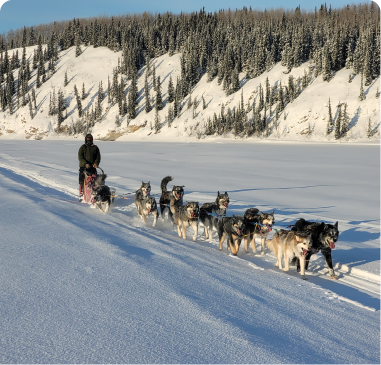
[302, 276, 307, 280]
[261, 251, 265, 256]
[331, 275, 339, 280]
[192, 237, 196, 241]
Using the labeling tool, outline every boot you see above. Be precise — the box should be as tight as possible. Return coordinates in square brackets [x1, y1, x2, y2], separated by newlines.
[79, 184, 83, 202]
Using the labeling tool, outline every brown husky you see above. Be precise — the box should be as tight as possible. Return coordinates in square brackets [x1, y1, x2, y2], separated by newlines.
[267, 230, 311, 279]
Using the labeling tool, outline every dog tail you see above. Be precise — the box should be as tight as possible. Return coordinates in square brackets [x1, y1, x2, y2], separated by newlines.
[160, 176, 173, 193]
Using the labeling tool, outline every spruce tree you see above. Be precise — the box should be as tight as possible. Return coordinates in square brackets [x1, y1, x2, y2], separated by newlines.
[167, 75, 175, 103]
[74, 84, 83, 117]
[32, 88, 36, 109]
[327, 97, 333, 134]
[230, 66, 240, 94]
[127, 86, 136, 119]
[155, 76, 163, 111]
[358, 73, 365, 101]
[341, 103, 349, 138]
[366, 118, 372, 138]
[81, 83, 86, 100]
[28, 99, 34, 119]
[64, 71, 68, 87]
[154, 107, 160, 133]
[334, 104, 342, 140]
[144, 71, 151, 113]
[57, 89, 65, 128]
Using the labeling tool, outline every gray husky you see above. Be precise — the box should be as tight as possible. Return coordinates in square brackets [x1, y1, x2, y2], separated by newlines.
[159, 176, 184, 223]
[217, 215, 246, 256]
[134, 181, 151, 204]
[243, 208, 275, 255]
[174, 202, 200, 241]
[135, 195, 159, 227]
[199, 191, 229, 240]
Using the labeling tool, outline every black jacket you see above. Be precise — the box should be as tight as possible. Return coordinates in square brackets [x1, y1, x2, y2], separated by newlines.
[78, 144, 101, 167]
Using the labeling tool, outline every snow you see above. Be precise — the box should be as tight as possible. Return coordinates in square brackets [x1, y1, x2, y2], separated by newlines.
[0, 45, 379, 142]
[0, 140, 379, 363]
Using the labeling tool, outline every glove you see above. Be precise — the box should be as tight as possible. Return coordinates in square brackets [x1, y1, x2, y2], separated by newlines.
[85, 164, 90, 168]
[93, 164, 98, 168]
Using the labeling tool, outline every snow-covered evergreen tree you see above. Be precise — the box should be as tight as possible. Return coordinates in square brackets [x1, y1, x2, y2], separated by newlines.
[334, 105, 342, 140]
[358, 73, 365, 101]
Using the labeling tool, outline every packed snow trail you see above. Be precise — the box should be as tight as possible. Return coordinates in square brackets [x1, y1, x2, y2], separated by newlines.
[0, 167, 379, 363]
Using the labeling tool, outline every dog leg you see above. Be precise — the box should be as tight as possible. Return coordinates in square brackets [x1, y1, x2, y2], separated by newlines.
[181, 223, 187, 240]
[192, 221, 198, 241]
[300, 257, 307, 279]
[204, 225, 209, 239]
[277, 246, 283, 270]
[250, 233, 257, 254]
[219, 233, 226, 251]
[177, 221, 182, 237]
[152, 212, 158, 228]
[261, 237, 266, 255]
[283, 251, 289, 271]
[244, 235, 248, 252]
[321, 248, 338, 279]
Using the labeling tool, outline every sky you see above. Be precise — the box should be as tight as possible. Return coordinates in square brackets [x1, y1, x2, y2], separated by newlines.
[0, 0, 377, 35]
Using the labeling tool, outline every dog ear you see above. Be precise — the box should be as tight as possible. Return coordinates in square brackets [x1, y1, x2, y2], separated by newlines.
[217, 191, 220, 196]
[334, 221, 338, 229]
[271, 210, 275, 215]
[225, 191, 228, 195]
[320, 222, 326, 230]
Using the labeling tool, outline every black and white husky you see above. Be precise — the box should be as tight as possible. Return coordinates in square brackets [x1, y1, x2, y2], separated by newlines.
[135, 195, 159, 227]
[291, 218, 340, 279]
[217, 215, 246, 256]
[159, 176, 184, 223]
[174, 202, 200, 241]
[243, 208, 275, 255]
[199, 191, 229, 240]
[90, 169, 111, 213]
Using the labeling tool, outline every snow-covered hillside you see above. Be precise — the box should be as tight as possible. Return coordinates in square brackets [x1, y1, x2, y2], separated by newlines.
[0, 45, 380, 142]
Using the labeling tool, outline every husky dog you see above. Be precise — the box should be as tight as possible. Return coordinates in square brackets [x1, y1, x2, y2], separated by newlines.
[217, 215, 246, 256]
[135, 195, 159, 227]
[243, 208, 275, 255]
[134, 181, 151, 204]
[90, 168, 111, 213]
[174, 202, 200, 241]
[199, 191, 229, 240]
[267, 230, 311, 279]
[159, 176, 184, 223]
[291, 218, 340, 279]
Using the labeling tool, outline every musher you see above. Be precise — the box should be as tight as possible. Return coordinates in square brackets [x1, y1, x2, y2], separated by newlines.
[78, 133, 101, 201]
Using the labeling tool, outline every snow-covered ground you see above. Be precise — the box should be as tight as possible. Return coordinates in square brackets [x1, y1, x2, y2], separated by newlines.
[0, 140, 379, 363]
[0, 45, 380, 142]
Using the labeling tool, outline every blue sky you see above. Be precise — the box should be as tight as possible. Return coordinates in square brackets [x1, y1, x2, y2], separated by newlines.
[0, 0, 377, 35]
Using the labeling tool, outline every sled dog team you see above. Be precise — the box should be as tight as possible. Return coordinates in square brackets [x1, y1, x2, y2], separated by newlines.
[131, 176, 340, 281]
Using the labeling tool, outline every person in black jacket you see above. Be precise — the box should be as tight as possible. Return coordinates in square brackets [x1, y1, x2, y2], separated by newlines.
[78, 134, 101, 201]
